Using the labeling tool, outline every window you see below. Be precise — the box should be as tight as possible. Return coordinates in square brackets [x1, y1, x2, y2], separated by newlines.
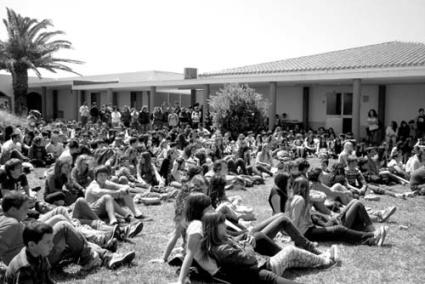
[130, 92, 137, 108]
[91, 92, 100, 105]
[343, 93, 353, 115]
[80, 91, 86, 104]
[113, 92, 118, 107]
[326, 93, 341, 115]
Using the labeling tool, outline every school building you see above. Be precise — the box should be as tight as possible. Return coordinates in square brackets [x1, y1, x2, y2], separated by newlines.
[1, 41, 425, 139]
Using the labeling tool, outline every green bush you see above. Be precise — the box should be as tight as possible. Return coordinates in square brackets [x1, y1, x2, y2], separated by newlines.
[209, 84, 269, 138]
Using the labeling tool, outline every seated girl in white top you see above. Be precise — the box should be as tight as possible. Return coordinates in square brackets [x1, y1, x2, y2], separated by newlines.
[176, 193, 219, 284]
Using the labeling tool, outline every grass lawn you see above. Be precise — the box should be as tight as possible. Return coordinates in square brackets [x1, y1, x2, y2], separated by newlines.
[26, 159, 425, 284]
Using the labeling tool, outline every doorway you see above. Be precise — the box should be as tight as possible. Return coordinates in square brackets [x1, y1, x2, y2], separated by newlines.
[325, 92, 353, 134]
[27, 92, 42, 112]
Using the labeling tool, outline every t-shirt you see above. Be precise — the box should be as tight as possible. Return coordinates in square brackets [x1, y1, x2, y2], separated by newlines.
[45, 142, 64, 158]
[111, 111, 122, 124]
[406, 155, 424, 175]
[345, 168, 365, 188]
[0, 216, 25, 265]
[85, 180, 121, 204]
[0, 140, 18, 164]
[410, 167, 425, 189]
[186, 220, 219, 275]
[0, 170, 28, 197]
[79, 105, 89, 117]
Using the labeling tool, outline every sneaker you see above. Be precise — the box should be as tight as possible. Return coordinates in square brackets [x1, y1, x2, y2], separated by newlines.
[81, 251, 102, 271]
[377, 226, 388, 247]
[127, 221, 144, 238]
[104, 238, 118, 252]
[107, 251, 136, 269]
[379, 206, 397, 223]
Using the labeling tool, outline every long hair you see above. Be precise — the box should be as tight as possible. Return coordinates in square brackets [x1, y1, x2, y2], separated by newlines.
[53, 158, 71, 177]
[208, 175, 226, 208]
[75, 154, 92, 174]
[139, 151, 153, 173]
[274, 172, 289, 193]
[287, 177, 310, 215]
[184, 193, 211, 222]
[201, 212, 226, 260]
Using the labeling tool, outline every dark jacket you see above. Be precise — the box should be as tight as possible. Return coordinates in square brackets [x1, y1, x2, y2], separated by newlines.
[138, 111, 150, 124]
[5, 247, 55, 284]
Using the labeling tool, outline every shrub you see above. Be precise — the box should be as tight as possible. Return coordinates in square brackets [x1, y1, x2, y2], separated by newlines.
[209, 84, 269, 138]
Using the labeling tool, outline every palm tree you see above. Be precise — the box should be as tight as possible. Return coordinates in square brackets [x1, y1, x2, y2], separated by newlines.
[0, 8, 82, 114]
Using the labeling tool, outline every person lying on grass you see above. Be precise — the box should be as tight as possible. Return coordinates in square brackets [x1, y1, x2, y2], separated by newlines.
[286, 177, 388, 247]
[0, 193, 136, 273]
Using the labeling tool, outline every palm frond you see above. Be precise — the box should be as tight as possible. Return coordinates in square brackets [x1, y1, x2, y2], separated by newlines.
[27, 19, 53, 41]
[20, 56, 42, 77]
[34, 30, 65, 45]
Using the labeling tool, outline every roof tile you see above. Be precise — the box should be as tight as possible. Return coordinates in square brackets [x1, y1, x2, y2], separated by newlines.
[200, 41, 425, 77]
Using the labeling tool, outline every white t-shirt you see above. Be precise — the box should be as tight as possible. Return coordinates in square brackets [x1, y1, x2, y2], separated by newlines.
[186, 220, 219, 275]
[111, 111, 122, 124]
[80, 105, 89, 117]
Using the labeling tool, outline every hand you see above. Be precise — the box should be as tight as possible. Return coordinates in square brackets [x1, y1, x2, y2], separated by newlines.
[119, 188, 129, 197]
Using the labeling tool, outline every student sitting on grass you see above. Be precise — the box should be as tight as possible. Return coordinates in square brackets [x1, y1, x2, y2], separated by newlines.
[70, 154, 95, 194]
[286, 177, 388, 247]
[410, 165, 425, 195]
[4, 222, 54, 284]
[201, 212, 338, 284]
[0, 159, 30, 198]
[85, 165, 146, 225]
[344, 156, 368, 196]
[44, 158, 81, 206]
[0, 193, 136, 272]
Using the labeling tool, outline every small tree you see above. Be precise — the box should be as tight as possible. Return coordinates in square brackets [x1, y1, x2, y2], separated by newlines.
[209, 84, 269, 138]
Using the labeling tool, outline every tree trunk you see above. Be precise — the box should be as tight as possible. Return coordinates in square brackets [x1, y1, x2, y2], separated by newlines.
[12, 67, 29, 115]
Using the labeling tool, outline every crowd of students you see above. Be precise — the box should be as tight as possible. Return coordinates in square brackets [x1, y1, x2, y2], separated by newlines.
[0, 103, 424, 283]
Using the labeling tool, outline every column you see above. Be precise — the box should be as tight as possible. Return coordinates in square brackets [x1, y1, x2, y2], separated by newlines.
[203, 84, 210, 127]
[378, 85, 386, 141]
[268, 82, 277, 130]
[41, 87, 47, 118]
[105, 89, 113, 106]
[352, 79, 361, 139]
[73, 90, 80, 121]
[149, 86, 156, 111]
[190, 89, 196, 106]
[302, 87, 310, 130]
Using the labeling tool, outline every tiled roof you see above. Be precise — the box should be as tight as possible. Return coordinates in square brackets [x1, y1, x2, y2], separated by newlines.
[200, 41, 425, 77]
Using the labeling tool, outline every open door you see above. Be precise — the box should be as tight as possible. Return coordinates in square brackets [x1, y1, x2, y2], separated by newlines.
[325, 92, 353, 134]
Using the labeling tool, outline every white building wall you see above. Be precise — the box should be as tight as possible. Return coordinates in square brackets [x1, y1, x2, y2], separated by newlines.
[386, 84, 425, 125]
[309, 84, 379, 135]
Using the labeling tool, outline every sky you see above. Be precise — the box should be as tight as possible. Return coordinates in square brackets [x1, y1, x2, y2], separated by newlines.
[1, 0, 425, 78]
